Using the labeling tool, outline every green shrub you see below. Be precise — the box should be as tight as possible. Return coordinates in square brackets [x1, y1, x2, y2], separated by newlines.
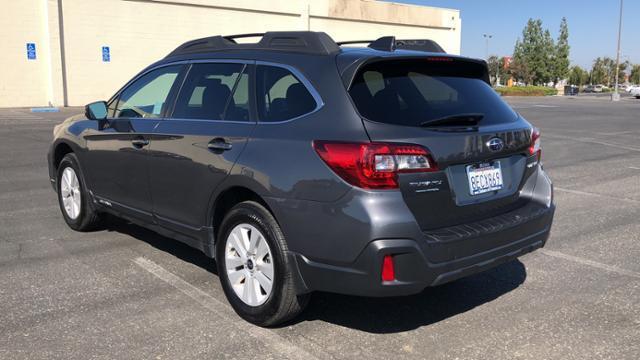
[495, 86, 558, 96]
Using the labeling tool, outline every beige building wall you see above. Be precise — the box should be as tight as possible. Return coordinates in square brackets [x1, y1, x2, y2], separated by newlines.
[0, 0, 460, 107]
[0, 0, 53, 107]
[309, 0, 460, 54]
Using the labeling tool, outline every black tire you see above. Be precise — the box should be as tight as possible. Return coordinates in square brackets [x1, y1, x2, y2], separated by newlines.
[56, 153, 102, 231]
[216, 201, 309, 327]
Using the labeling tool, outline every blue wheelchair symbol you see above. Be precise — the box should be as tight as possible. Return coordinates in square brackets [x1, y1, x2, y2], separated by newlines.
[102, 46, 111, 62]
[26, 43, 36, 60]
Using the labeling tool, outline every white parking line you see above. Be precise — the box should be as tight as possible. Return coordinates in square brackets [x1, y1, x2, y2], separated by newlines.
[133, 257, 327, 360]
[544, 133, 640, 152]
[597, 131, 636, 136]
[0, 205, 59, 217]
[555, 187, 640, 204]
[540, 249, 640, 279]
[628, 166, 640, 170]
[511, 105, 559, 109]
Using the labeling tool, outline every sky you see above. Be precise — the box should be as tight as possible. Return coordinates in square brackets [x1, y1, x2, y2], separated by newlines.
[389, 0, 638, 69]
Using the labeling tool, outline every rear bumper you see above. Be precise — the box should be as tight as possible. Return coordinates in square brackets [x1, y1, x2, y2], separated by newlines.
[267, 162, 554, 297]
[293, 203, 553, 297]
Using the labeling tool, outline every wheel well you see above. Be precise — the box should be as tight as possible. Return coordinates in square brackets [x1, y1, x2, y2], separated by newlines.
[212, 187, 273, 238]
[53, 143, 74, 171]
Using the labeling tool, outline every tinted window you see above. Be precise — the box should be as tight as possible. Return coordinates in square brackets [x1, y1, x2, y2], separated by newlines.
[348, 59, 517, 127]
[172, 63, 249, 121]
[256, 65, 317, 122]
[107, 98, 118, 118]
[115, 65, 182, 118]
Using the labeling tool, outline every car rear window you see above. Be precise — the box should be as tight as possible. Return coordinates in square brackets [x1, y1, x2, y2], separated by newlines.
[348, 59, 518, 127]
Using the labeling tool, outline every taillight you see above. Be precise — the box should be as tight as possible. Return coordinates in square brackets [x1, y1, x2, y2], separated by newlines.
[381, 255, 395, 282]
[529, 128, 541, 160]
[312, 141, 437, 190]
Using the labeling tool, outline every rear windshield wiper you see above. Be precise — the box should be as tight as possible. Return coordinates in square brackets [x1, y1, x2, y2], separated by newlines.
[420, 113, 484, 127]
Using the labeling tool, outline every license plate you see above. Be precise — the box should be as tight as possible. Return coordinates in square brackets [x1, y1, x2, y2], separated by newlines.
[466, 161, 503, 195]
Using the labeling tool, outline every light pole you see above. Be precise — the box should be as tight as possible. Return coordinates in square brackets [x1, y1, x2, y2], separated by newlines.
[612, 0, 623, 101]
[483, 34, 495, 84]
[483, 34, 493, 60]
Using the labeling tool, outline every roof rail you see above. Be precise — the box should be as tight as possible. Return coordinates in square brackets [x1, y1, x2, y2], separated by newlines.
[167, 31, 340, 57]
[337, 37, 446, 53]
[222, 33, 265, 43]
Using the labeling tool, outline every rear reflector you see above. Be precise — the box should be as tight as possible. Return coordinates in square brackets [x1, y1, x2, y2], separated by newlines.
[381, 255, 395, 282]
[312, 141, 437, 189]
[529, 128, 541, 160]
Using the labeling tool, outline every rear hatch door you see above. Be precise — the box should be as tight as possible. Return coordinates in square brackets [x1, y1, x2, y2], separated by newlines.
[346, 57, 535, 230]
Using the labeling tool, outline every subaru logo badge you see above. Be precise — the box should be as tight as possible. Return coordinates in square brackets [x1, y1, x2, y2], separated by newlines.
[486, 137, 504, 152]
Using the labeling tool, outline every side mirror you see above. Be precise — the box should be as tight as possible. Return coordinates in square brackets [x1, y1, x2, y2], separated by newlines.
[85, 101, 108, 120]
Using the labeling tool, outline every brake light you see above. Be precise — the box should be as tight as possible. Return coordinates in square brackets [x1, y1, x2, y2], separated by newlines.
[529, 128, 541, 160]
[426, 57, 454, 62]
[312, 141, 437, 190]
[381, 255, 395, 282]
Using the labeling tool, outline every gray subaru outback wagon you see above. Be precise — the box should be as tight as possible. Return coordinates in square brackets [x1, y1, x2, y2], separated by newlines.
[47, 32, 554, 326]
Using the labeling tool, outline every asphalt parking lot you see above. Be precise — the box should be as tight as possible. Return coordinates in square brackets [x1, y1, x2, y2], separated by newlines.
[1, 96, 639, 359]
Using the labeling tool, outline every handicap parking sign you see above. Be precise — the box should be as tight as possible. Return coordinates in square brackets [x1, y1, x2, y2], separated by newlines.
[102, 46, 110, 62]
[26, 43, 36, 60]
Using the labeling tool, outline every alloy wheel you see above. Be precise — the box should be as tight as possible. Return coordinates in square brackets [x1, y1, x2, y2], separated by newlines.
[60, 167, 81, 220]
[225, 223, 274, 307]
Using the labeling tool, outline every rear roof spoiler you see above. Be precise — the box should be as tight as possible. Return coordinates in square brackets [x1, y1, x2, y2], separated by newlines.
[337, 37, 446, 53]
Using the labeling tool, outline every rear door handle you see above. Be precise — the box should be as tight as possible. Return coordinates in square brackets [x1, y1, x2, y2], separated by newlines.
[131, 138, 149, 148]
[208, 139, 233, 151]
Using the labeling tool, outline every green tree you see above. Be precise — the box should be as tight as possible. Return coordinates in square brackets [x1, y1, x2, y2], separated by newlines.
[552, 17, 570, 85]
[594, 57, 630, 87]
[602, 57, 615, 86]
[617, 61, 630, 85]
[541, 29, 555, 84]
[582, 69, 591, 86]
[592, 57, 628, 86]
[630, 64, 640, 84]
[487, 55, 509, 86]
[513, 19, 554, 85]
[511, 39, 531, 85]
[591, 57, 608, 85]
[568, 65, 588, 86]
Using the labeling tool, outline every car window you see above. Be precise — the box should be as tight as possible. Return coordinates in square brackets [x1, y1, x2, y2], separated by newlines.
[172, 63, 249, 121]
[362, 71, 385, 96]
[106, 98, 118, 118]
[348, 59, 517, 127]
[256, 65, 317, 122]
[115, 65, 182, 119]
[408, 71, 458, 102]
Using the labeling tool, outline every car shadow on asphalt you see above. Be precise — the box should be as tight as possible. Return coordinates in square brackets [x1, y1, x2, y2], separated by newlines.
[103, 215, 218, 275]
[295, 260, 526, 333]
[104, 215, 526, 334]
